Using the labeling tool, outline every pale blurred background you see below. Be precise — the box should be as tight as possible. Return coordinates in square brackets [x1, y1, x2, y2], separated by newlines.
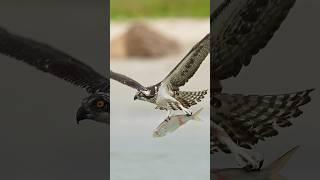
[110, 1, 210, 180]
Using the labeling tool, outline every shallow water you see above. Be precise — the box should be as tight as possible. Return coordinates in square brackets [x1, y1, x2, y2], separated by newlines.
[111, 107, 210, 180]
[110, 52, 210, 179]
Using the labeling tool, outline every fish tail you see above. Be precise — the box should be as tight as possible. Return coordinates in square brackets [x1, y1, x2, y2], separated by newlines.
[267, 146, 299, 178]
[192, 107, 203, 121]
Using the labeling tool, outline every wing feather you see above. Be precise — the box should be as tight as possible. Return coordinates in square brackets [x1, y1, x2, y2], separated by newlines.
[0, 27, 107, 93]
[212, 0, 296, 81]
[162, 33, 210, 91]
[211, 89, 314, 153]
[110, 71, 146, 91]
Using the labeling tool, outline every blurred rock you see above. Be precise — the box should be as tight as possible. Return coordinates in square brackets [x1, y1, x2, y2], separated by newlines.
[111, 22, 180, 59]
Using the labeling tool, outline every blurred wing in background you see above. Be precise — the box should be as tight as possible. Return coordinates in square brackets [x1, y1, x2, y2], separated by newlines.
[211, 0, 296, 83]
[212, 89, 314, 153]
[0, 27, 107, 94]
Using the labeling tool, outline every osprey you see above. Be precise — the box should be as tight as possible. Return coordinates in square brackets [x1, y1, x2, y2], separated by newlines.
[211, 0, 314, 170]
[111, 34, 209, 116]
[0, 27, 109, 124]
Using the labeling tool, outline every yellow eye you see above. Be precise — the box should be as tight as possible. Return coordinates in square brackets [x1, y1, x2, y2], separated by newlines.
[96, 100, 105, 108]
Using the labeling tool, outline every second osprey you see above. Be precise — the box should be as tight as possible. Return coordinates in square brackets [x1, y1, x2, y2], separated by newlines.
[111, 34, 210, 116]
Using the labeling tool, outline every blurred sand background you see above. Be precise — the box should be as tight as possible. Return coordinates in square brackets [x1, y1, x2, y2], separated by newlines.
[110, 19, 210, 180]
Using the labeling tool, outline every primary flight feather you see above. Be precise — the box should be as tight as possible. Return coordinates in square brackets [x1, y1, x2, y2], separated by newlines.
[0, 27, 109, 124]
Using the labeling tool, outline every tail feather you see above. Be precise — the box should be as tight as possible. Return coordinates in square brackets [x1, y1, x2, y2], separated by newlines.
[214, 89, 314, 150]
[175, 90, 208, 108]
[230, 89, 314, 128]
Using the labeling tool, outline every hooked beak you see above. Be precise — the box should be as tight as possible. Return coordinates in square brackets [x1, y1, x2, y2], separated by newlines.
[134, 95, 138, 100]
[76, 107, 89, 124]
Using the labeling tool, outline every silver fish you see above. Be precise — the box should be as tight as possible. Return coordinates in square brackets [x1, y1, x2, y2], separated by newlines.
[211, 146, 299, 180]
[153, 108, 203, 138]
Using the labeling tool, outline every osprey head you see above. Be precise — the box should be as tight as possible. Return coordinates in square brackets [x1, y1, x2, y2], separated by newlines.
[77, 92, 109, 124]
[134, 89, 152, 101]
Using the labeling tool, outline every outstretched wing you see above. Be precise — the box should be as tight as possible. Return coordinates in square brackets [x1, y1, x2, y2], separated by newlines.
[212, 0, 296, 81]
[211, 89, 314, 153]
[0, 27, 107, 93]
[162, 33, 210, 91]
[110, 70, 147, 91]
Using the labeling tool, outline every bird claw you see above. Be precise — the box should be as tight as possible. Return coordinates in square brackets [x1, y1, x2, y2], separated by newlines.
[166, 110, 172, 118]
[243, 160, 264, 172]
[234, 148, 264, 171]
[183, 109, 192, 116]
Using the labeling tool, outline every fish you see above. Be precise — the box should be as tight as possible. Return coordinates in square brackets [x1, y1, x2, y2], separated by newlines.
[211, 146, 299, 180]
[153, 108, 203, 138]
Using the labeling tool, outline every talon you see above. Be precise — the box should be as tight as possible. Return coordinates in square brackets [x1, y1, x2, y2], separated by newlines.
[184, 110, 192, 116]
[234, 148, 263, 171]
[259, 159, 264, 169]
[244, 164, 261, 172]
